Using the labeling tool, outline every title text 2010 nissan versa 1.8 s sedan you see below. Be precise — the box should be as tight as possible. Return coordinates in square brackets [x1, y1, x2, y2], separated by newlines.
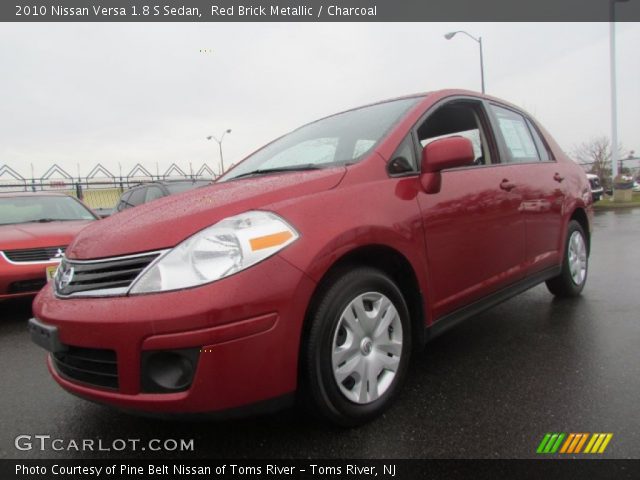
[30, 90, 593, 425]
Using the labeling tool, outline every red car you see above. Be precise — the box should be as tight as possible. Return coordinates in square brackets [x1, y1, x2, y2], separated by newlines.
[31, 90, 593, 425]
[0, 192, 97, 301]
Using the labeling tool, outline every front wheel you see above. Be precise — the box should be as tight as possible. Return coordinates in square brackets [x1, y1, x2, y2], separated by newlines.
[302, 267, 411, 426]
[546, 220, 588, 297]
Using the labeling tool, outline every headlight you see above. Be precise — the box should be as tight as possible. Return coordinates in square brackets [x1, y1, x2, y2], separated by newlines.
[129, 211, 299, 294]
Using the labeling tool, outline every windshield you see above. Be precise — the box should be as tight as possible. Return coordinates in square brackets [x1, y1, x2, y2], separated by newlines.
[220, 97, 422, 182]
[0, 195, 96, 225]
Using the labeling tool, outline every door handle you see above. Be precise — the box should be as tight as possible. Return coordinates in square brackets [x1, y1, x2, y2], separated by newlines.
[553, 172, 564, 183]
[500, 179, 516, 191]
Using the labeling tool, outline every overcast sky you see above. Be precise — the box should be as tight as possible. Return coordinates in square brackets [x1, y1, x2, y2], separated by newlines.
[0, 22, 639, 179]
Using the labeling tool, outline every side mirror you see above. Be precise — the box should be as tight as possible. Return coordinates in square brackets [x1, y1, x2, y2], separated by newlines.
[420, 136, 475, 193]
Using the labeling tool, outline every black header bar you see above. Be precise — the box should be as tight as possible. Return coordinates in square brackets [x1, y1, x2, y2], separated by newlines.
[3, 0, 640, 22]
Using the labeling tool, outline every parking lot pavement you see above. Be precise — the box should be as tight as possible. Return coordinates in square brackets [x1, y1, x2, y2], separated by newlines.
[1, 209, 639, 460]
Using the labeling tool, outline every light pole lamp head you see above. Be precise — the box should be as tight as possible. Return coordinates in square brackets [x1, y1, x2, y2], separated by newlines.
[206, 136, 213, 140]
[444, 32, 457, 40]
[226, 129, 232, 134]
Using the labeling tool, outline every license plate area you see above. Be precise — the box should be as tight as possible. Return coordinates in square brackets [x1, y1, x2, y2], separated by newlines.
[45, 265, 58, 282]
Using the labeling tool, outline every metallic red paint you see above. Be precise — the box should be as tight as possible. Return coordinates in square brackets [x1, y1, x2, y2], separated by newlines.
[0, 220, 93, 300]
[35, 255, 315, 411]
[419, 136, 476, 193]
[32, 90, 593, 415]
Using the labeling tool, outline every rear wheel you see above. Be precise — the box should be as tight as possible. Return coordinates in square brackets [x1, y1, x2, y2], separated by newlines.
[546, 220, 588, 297]
[302, 267, 411, 426]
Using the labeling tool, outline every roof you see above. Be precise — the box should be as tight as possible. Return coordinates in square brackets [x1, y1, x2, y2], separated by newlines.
[296, 89, 528, 135]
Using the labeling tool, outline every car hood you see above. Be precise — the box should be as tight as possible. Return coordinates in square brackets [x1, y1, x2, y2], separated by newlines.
[0, 220, 94, 251]
[67, 168, 346, 260]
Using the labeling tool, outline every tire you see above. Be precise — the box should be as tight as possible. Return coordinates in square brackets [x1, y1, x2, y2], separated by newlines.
[546, 220, 588, 297]
[302, 267, 412, 427]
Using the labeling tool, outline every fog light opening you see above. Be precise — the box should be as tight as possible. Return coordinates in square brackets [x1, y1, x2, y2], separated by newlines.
[141, 349, 199, 393]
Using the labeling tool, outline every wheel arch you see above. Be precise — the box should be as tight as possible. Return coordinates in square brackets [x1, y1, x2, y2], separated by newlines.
[298, 244, 427, 375]
[569, 207, 591, 254]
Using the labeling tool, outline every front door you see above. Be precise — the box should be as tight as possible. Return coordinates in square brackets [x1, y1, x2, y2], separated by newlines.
[415, 99, 526, 319]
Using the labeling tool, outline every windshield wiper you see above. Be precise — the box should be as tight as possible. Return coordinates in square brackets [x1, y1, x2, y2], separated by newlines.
[227, 164, 325, 180]
[17, 218, 72, 224]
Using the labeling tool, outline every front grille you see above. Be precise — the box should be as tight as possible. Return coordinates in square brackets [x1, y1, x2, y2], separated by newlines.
[8, 279, 47, 294]
[3, 246, 65, 263]
[55, 252, 161, 297]
[53, 346, 118, 390]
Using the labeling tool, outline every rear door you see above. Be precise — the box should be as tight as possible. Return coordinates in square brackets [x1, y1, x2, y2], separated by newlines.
[488, 104, 565, 273]
[415, 98, 527, 318]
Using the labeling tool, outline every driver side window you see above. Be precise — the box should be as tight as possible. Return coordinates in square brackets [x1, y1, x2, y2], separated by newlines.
[416, 101, 492, 167]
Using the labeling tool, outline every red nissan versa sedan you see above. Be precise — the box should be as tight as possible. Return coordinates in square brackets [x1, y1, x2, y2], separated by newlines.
[0, 193, 97, 301]
[30, 90, 593, 425]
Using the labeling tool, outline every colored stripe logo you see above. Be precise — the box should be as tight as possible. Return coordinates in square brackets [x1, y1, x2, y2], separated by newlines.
[537, 433, 613, 454]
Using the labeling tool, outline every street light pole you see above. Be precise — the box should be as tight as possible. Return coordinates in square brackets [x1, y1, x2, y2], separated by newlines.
[609, 0, 629, 184]
[206, 129, 232, 176]
[478, 36, 485, 95]
[444, 30, 485, 94]
[217, 141, 224, 174]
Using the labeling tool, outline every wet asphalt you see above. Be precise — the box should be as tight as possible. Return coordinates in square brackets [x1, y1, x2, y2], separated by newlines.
[1, 209, 639, 460]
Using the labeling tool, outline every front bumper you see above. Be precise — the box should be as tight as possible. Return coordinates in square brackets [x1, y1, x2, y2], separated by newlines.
[32, 255, 316, 414]
[0, 257, 58, 300]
